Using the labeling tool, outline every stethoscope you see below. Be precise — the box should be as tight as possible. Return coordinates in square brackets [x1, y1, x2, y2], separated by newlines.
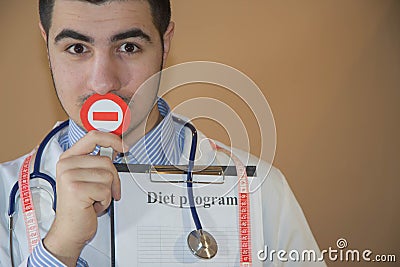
[177, 118, 218, 260]
[8, 118, 218, 267]
[7, 120, 66, 267]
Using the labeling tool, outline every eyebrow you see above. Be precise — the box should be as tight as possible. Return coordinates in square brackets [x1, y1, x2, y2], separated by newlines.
[111, 28, 152, 43]
[54, 28, 152, 44]
[54, 29, 94, 44]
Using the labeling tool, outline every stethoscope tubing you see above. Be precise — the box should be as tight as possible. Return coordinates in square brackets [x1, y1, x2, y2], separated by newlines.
[183, 121, 203, 231]
[8, 121, 68, 267]
[8, 120, 69, 217]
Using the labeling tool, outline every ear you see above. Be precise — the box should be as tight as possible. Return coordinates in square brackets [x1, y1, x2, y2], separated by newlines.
[39, 22, 48, 44]
[162, 21, 175, 67]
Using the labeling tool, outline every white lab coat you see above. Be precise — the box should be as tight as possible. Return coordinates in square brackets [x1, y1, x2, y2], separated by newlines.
[0, 121, 326, 266]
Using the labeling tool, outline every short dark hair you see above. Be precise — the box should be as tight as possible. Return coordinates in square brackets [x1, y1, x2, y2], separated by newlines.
[39, 0, 171, 38]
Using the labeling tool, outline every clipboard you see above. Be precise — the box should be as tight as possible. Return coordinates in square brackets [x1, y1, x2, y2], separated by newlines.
[110, 164, 261, 267]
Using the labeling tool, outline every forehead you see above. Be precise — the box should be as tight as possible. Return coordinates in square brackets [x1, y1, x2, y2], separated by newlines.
[50, 0, 156, 40]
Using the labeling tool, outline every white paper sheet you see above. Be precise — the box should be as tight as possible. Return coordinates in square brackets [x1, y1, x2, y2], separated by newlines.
[114, 171, 264, 266]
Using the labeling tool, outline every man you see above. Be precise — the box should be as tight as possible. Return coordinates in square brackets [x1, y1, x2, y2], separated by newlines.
[0, 0, 325, 266]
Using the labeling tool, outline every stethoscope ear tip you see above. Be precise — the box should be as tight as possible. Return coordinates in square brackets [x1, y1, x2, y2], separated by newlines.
[187, 229, 218, 259]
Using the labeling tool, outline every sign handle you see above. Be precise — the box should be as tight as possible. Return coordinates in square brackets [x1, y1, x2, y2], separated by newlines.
[100, 147, 113, 159]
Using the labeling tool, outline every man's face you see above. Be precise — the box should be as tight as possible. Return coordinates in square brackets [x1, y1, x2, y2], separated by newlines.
[44, 0, 172, 129]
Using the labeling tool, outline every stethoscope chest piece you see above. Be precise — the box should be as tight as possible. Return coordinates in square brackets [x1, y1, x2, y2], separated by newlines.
[187, 229, 218, 259]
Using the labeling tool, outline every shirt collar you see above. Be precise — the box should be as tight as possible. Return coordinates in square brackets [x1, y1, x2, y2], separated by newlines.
[58, 98, 182, 165]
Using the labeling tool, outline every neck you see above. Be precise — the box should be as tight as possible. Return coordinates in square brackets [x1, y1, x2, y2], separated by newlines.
[145, 104, 163, 133]
[123, 103, 163, 148]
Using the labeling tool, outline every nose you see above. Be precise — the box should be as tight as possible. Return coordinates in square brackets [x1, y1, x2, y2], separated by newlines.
[87, 53, 121, 95]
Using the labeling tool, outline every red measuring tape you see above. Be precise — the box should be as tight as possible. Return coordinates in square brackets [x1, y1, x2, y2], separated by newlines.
[210, 141, 252, 266]
[18, 154, 41, 253]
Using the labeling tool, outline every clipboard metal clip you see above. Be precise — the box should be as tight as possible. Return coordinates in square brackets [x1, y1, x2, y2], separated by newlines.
[149, 165, 225, 184]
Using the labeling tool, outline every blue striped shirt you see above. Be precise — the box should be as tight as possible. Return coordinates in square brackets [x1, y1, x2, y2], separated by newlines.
[28, 98, 184, 266]
[28, 241, 88, 267]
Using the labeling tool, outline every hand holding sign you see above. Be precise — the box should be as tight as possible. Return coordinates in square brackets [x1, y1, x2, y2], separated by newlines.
[45, 95, 129, 265]
[80, 93, 131, 158]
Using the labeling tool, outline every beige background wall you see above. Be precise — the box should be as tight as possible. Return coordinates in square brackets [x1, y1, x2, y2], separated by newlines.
[1, 1, 399, 266]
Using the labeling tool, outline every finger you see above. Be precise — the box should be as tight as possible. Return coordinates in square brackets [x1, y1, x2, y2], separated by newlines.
[57, 155, 116, 176]
[61, 131, 126, 159]
[58, 168, 115, 185]
[57, 167, 121, 200]
[94, 202, 110, 216]
[111, 169, 121, 201]
[72, 182, 112, 212]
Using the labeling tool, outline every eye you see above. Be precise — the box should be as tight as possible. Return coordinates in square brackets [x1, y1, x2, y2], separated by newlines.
[66, 44, 88, 54]
[119, 43, 140, 54]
